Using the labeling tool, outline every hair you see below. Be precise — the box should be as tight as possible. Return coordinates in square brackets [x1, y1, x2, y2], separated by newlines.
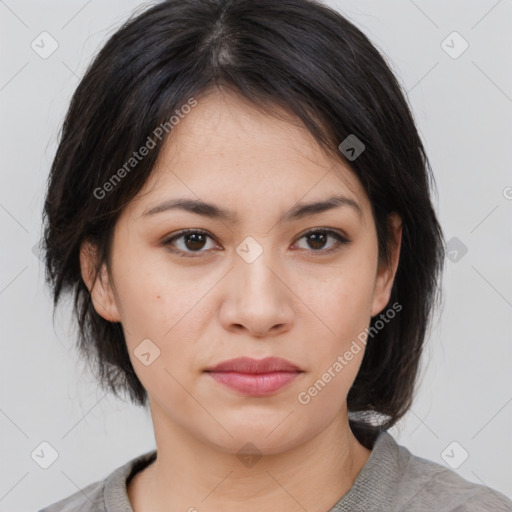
[42, 0, 445, 445]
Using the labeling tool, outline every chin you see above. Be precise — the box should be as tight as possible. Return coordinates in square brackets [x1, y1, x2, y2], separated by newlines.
[200, 422, 307, 457]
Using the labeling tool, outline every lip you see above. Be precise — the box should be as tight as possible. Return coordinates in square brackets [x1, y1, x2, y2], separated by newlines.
[204, 357, 304, 396]
[204, 356, 302, 373]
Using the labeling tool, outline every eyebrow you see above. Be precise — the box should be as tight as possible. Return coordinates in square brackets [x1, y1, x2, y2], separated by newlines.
[141, 194, 362, 223]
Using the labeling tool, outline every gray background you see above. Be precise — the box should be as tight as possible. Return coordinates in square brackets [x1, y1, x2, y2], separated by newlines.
[0, 0, 511, 510]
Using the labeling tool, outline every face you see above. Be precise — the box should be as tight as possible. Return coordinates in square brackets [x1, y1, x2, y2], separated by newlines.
[81, 89, 401, 455]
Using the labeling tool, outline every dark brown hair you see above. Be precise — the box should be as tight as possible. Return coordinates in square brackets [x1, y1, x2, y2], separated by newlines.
[42, 0, 445, 441]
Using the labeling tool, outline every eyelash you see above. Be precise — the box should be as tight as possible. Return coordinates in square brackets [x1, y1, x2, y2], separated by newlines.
[161, 228, 351, 257]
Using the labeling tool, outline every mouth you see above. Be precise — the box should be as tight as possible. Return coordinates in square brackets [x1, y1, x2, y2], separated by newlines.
[204, 356, 304, 396]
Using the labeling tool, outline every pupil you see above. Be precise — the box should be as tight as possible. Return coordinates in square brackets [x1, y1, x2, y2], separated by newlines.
[309, 232, 326, 250]
[185, 233, 205, 250]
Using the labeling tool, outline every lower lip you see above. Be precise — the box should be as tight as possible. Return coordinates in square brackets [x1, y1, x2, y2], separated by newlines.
[206, 371, 302, 396]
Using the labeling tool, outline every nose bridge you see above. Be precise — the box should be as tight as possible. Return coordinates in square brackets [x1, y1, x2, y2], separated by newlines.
[221, 234, 293, 335]
[235, 235, 280, 297]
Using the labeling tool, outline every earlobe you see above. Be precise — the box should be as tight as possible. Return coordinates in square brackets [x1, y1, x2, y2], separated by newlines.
[79, 240, 121, 323]
[370, 213, 402, 317]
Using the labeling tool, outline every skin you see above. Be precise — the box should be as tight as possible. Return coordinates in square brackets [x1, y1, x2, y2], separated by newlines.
[80, 89, 402, 512]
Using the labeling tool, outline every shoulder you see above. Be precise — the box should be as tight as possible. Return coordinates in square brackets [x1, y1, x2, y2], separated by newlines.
[37, 449, 157, 512]
[37, 479, 105, 512]
[383, 433, 512, 511]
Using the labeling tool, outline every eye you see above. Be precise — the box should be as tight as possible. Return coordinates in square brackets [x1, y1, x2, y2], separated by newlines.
[162, 229, 218, 257]
[294, 228, 351, 254]
[162, 227, 351, 258]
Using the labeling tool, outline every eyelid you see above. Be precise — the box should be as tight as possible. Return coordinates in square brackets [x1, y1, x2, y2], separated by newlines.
[161, 229, 218, 257]
[295, 226, 350, 243]
[161, 227, 351, 257]
[292, 228, 351, 255]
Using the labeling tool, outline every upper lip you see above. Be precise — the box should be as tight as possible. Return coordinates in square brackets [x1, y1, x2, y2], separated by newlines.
[204, 356, 303, 374]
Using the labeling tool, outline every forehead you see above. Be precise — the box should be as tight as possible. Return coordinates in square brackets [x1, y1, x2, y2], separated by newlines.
[130, 89, 371, 222]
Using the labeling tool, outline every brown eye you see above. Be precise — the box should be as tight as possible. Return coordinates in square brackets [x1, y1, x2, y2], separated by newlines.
[306, 231, 329, 250]
[295, 229, 350, 254]
[162, 229, 217, 256]
[182, 232, 208, 251]
[162, 227, 350, 258]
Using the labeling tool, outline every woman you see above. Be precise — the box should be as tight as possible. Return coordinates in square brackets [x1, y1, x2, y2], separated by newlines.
[38, 0, 512, 510]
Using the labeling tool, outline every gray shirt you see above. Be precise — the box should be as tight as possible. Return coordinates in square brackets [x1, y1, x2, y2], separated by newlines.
[38, 430, 512, 512]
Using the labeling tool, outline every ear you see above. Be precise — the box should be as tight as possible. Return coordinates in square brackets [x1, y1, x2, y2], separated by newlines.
[79, 240, 121, 323]
[370, 212, 402, 317]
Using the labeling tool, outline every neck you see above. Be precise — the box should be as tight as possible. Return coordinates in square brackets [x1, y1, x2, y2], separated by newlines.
[128, 406, 372, 512]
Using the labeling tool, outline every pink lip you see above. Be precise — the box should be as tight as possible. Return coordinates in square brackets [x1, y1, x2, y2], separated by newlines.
[204, 357, 303, 396]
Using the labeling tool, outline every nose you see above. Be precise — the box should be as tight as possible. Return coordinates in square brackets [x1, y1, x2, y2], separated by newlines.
[218, 247, 294, 338]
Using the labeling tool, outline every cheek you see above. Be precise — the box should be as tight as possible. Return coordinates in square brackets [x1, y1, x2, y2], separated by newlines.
[116, 273, 202, 345]
[295, 245, 377, 340]
[110, 239, 188, 332]
[113, 265, 205, 396]
[294, 259, 375, 416]
[112, 257, 220, 383]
